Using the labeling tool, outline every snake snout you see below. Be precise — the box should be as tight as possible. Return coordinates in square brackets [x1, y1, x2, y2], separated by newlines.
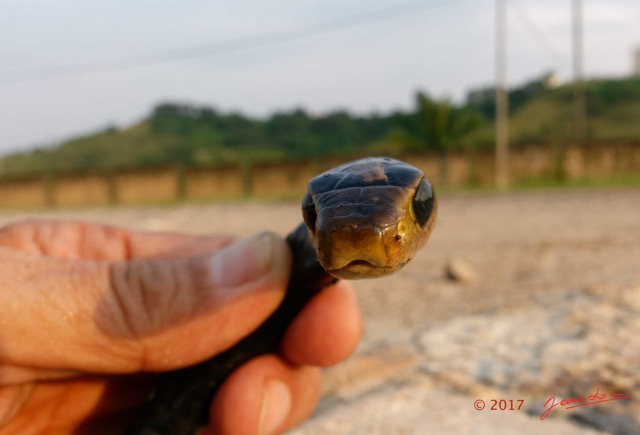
[315, 222, 404, 279]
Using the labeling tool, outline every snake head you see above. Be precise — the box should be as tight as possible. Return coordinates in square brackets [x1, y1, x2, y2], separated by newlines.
[301, 157, 436, 279]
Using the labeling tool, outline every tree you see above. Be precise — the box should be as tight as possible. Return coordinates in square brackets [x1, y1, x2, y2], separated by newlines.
[265, 109, 315, 155]
[394, 92, 484, 184]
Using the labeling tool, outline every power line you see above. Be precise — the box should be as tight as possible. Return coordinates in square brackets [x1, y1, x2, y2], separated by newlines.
[509, 0, 565, 66]
[0, 0, 463, 85]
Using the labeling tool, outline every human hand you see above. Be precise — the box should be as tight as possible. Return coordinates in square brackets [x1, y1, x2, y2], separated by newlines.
[0, 220, 362, 435]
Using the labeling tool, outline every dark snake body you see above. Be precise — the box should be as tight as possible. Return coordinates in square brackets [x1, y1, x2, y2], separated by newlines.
[125, 223, 331, 435]
[125, 157, 436, 435]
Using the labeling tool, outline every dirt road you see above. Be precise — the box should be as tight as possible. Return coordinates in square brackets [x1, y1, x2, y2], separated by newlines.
[1, 187, 638, 434]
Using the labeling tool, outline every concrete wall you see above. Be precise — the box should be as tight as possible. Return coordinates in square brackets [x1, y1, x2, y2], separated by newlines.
[0, 143, 638, 208]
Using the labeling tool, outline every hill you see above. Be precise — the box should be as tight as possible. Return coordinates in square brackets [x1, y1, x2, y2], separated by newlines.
[464, 76, 640, 148]
[2, 76, 639, 178]
[0, 106, 400, 177]
[510, 77, 640, 145]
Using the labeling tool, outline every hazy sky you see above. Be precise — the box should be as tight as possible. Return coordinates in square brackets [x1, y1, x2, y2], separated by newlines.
[1, 0, 639, 153]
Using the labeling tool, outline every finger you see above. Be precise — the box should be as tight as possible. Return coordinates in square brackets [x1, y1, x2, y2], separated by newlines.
[0, 376, 149, 435]
[0, 219, 236, 260]
[208, 355, 321, 435]
[281, 280, 362, 367]
[0, 232, 290, 379]
[0, 383, 34, 428]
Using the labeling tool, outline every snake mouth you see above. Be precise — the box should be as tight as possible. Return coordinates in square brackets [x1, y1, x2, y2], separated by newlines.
[327, 260, 404, 280]
[347, 259, 374, 267]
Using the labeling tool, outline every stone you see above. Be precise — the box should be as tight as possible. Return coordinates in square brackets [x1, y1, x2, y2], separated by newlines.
[445, 258, 476, 283]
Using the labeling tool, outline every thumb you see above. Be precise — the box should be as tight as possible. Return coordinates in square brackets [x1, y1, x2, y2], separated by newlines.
[0, 232, 291, 378]
[101, 232, 292, 372]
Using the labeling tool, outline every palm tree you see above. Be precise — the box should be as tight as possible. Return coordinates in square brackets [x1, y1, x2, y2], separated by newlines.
[394, 92, 483, 184]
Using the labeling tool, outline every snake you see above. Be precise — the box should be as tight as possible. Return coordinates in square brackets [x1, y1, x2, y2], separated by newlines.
[125, 157, 437, 435]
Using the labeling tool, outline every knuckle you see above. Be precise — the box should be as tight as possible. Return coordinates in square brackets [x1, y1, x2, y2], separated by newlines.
[106, 259, 187, 338]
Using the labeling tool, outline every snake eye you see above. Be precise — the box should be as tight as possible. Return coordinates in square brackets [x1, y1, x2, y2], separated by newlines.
[412, 178, 434, 228]
[301, 191, 317, 234]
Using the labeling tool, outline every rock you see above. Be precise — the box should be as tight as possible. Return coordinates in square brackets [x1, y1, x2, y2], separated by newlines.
[445, 258, 476, 283]
[570, 408, 640, 435]
[289, 382, 604, 435]
[415, 286, 640, 426]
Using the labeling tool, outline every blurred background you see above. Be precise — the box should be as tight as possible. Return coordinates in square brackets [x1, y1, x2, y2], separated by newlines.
[0, 0, 639, 204]
[0, 1, 639, 434]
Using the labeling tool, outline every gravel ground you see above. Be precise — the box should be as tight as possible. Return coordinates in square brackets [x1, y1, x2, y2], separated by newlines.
[1, 186, 639, 434]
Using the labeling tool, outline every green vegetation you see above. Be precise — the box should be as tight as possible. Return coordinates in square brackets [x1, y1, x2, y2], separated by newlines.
[2, 75, 640, 178]
[509, 77, 640, 146]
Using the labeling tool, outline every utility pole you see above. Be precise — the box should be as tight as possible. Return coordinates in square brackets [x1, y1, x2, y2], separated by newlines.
[572, 0, 587, 145]
[495, 0, 509, 189]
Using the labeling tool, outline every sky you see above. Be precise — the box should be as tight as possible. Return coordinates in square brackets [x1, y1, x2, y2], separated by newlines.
[1, 0, 639, 154]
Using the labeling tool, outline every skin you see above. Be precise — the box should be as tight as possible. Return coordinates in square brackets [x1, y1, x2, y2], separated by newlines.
[0, 220, 362, 435]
